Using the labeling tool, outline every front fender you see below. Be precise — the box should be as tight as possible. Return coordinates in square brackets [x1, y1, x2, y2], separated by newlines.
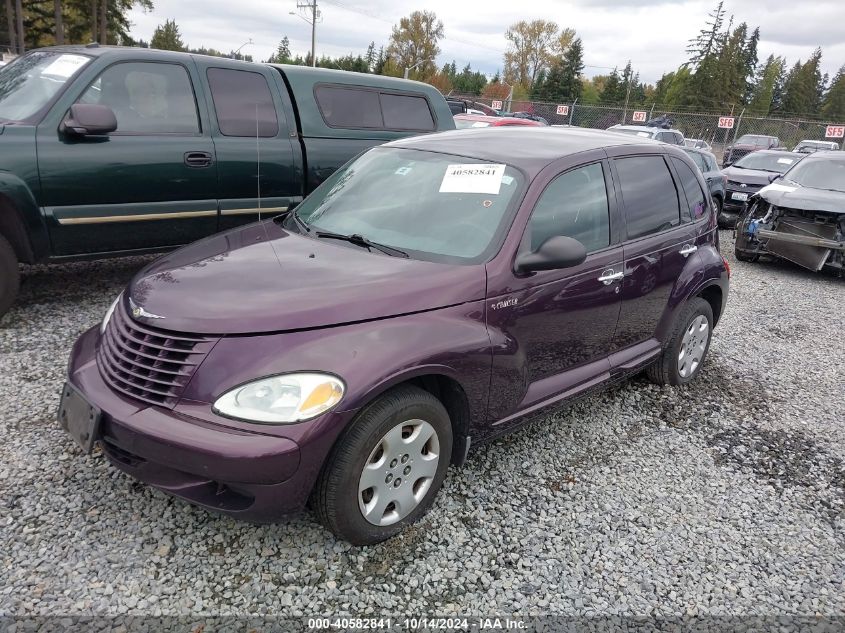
[180, 301, 493, 444]
[654, 243, 728, 343]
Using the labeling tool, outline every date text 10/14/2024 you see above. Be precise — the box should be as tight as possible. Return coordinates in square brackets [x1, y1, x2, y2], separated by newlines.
[307, 617, 528, 630]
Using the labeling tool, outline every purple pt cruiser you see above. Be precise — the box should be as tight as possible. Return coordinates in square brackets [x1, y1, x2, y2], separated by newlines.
[61, 127, 730, 544]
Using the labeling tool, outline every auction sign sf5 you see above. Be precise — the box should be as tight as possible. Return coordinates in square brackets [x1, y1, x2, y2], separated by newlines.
[825, 125, 845, 138]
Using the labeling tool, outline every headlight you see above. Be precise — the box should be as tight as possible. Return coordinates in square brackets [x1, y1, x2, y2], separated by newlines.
[100, 294, 121, 334]
[213, 373, 345, 424]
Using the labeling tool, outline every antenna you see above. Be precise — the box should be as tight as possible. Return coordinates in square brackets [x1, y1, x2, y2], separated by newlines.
[256, 103, 261, 222]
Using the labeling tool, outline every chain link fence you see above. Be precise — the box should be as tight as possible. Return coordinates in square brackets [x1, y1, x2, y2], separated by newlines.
[448, 94, 842, 165]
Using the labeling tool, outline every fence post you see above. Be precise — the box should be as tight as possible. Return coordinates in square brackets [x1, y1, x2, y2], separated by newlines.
[731, 108, 745, 150]
[649, 103, 655, 119]
[569, 99, 577, 126]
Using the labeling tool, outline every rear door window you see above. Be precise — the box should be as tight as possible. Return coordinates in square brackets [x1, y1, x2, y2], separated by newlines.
[615, 155, 682, 239]
[671, 158, 708, 220]
[207, 68, 280, 137]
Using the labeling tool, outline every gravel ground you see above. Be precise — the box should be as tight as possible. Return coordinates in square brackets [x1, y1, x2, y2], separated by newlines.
[1, 232, 843, 619]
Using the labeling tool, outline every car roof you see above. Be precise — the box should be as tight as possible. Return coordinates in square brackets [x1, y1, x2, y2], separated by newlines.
[386, 126, 666, 175]
[795, 150, 845, 163]
[740, 149, 799, 157]
[612, 124, 683, 134]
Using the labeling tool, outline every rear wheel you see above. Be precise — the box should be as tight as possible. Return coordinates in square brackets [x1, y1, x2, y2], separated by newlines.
[312, 385, 452, 545]
[647, 297, 713, 386]
[0, 234, 20, 318]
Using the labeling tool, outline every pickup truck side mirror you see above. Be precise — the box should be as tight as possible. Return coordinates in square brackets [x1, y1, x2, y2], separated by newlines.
[61, 104, 118, 137]
[768, 173, 780, 183]
[515, 235, 587, 274]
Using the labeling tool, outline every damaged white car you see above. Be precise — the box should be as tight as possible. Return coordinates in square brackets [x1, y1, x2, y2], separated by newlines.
[734, 152, 845, 273]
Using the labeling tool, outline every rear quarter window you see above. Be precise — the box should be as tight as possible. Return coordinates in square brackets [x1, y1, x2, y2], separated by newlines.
[380, 93, 434, 131]
[671, 157, 708, 220]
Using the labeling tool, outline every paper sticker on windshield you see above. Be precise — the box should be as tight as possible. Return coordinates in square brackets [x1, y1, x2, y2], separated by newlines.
[440, 164, 506, 195]
[777, 158, 795, 165]
[43, 54, 89, 79]
[395, 166, 412, 176]
[501, 175, 514, 186]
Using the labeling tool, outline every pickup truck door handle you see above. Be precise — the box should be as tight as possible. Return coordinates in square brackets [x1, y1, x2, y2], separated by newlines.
[679, 244, 698, 257]
[598, 269, 624, 285]
[184, 151, 213, 168]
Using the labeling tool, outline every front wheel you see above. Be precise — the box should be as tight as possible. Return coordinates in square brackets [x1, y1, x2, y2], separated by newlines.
[312, 385, 452, 545]
[647, 297, 714, 386]
[0, 234, 20, 318]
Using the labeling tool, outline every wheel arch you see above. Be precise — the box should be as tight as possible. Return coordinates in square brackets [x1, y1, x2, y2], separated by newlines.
[0, 176, 50, 264]
[342, 366, 475, 467]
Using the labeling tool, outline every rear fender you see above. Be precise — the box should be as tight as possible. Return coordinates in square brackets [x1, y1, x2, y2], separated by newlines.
[654, 244, 728, 343]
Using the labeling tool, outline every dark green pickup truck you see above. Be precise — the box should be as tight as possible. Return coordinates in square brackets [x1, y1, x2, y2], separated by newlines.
[0, 45, 454, 315]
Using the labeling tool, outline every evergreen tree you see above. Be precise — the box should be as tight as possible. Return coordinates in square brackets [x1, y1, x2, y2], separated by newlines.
[747, 55, 785, 115]
[821, 65, 845, 121]
[150, 18, 184, 51]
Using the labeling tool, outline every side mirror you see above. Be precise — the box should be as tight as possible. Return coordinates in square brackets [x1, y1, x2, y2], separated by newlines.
[61, 103, 117, 137]
[768, 173, 780, 183]
[515, 235, 587, 274]
[723, 161, 732, 167]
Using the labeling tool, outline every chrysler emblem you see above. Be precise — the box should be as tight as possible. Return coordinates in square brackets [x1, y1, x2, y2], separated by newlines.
[128, 297, 165, 320]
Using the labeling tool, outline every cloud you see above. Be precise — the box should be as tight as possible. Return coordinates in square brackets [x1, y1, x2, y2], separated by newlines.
[127, 0, 845, 84]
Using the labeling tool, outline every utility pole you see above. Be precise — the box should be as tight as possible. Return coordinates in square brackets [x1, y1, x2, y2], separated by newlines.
[296, 0, 319, 67]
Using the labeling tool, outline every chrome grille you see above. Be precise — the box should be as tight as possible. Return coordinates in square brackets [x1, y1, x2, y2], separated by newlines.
[97, 301, 217, 408]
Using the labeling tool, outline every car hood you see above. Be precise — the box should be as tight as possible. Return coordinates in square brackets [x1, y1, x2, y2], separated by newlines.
[757, 182, 845, 215]
[722, 166, 774, 185]
[127, 220, 486, 335]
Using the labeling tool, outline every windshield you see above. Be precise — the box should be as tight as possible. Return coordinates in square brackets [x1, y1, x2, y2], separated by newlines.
[733, 152, 798, 173]
[784, 157, 845, 193]
[293, 147, 525, 264]
[735, 135, 771, 146]
[0, 52, 90, 122]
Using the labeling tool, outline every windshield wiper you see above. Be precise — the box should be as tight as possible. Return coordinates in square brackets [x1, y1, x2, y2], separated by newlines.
[314, 230, 409, 258]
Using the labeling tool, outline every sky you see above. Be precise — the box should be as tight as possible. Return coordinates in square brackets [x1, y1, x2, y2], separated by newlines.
[127, 0, 845, 85]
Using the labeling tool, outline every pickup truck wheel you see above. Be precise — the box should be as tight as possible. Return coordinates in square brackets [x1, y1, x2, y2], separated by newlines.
[647, 297, 713, 386]
[0, 234, 20, 318]
[312, 385, 452, 545]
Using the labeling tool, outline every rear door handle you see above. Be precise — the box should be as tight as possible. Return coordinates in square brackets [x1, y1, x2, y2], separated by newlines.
[184, 151, 213, 168]
[598, 269, 624, 285]
[679, 244, 698, 257]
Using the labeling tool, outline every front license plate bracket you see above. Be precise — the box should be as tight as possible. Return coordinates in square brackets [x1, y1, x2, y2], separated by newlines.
[58, 383, 102, 454]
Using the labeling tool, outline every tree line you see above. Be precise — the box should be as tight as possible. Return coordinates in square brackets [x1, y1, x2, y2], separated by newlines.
[3, 2, 843, 120]
[1, 0, 152, 51]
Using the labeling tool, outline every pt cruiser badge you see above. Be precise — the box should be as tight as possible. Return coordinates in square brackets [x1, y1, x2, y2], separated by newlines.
[128, 297, 164, 320]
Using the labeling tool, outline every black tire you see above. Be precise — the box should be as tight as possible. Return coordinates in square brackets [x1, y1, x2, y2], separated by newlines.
[713, 197, 729, 228]
[312, 385, 452, 545]
[647, 297, 714, 386]
[0, 234, 20, 319]
[734, 247, 759, 263]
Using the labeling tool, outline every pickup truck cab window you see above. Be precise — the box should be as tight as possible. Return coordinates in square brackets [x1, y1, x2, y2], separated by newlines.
[78, 62, 199, 134]
[526, 162, 610, 253]
[615, 155, 681, 239]
[206, 67, 279, 137]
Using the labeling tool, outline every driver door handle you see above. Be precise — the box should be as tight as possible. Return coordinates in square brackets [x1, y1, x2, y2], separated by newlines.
[598, 269, 624, 285]
[679, 244, 698, 257]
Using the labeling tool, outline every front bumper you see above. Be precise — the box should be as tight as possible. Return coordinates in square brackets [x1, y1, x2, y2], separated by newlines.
[65, 327, 350, 522]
